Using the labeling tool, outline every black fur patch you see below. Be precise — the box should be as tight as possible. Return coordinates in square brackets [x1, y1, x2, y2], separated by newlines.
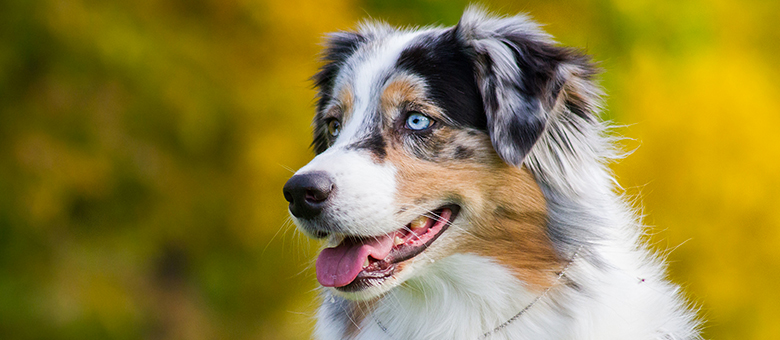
[395, 30, 487, 132]
[453, 145, 473, 160]
[347, 130, 387, 161]
[501, 107, 547, 165]
[562, 274, 583, 292]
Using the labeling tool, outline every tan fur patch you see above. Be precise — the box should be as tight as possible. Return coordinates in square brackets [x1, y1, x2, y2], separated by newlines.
[460, 167, 562, 289]
[338, 85, 354, 122]
[387, 132, 562, 290]
[380, 76, 424, 115]
[379, 75, 448, 124]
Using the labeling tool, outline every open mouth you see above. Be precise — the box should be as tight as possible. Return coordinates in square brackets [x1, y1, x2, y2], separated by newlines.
[316, 205, 460, 292]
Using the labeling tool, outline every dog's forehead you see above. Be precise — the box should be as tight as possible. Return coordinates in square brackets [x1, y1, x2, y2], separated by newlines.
[334, 32, 423, 125]
[330, 28, 486, 139]
[349, 33, 424, 103]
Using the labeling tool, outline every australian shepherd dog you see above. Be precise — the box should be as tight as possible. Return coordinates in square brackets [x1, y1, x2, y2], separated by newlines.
[282, 7, 701, 340]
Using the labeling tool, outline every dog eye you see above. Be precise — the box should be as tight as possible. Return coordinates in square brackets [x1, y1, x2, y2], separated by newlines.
[405, 112, 432, 131]
[326, 119, 341, 137]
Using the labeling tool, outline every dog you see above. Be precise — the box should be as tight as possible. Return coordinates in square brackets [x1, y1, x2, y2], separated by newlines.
[282, 7, 701, 340]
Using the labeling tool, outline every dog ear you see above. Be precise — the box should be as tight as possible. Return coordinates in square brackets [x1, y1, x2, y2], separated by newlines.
[455, 9, 586, 166]
[311, 31, 368, 154]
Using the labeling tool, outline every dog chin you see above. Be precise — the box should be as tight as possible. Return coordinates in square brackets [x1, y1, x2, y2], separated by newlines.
[327, 274, 402, 300]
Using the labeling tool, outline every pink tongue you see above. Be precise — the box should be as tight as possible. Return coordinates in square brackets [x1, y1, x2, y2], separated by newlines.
[316, 234, 396, 287]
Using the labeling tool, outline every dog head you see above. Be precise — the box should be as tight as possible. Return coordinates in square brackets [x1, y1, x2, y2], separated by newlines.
[283, 8, 598, 300]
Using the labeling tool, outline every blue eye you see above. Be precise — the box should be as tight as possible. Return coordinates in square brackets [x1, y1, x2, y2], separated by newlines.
[405, 113, 432, 131]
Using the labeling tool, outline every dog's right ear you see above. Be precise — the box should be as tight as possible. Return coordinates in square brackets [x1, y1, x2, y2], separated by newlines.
[311, 31, 367, 154]
[455, 8, 588, 166]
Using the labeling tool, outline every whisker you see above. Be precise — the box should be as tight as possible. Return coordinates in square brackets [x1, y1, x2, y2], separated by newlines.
[263, 216, 294, 257]
[337, 297, 361, 332]
[278, 163, 297, 174]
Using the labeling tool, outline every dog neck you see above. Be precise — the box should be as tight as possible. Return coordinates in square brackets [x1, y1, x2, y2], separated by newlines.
[315, 253, 578, 340]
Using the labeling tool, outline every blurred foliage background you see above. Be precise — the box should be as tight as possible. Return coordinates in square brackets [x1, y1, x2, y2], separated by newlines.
[0, 0, 778, 339]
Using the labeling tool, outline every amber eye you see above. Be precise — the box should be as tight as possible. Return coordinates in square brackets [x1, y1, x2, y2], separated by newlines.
[326, 119, 341, 137]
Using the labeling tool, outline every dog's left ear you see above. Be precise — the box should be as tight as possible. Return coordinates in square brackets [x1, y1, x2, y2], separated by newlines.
[455, 9, 588, 166]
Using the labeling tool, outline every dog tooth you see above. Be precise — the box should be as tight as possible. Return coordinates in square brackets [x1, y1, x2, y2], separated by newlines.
[363, 258, 370, 268]
[410, 216, 428, 230]
[394, 236, 404, 245]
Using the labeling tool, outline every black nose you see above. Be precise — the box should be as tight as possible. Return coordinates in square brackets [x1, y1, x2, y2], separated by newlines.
[282, 171, 334, 219]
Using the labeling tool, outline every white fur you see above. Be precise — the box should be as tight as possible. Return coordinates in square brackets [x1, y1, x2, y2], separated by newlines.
[292, 149, 398, 237]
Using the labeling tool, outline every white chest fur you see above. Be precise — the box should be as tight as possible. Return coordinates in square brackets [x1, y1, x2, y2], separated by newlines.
[315, 248, 698, 340]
